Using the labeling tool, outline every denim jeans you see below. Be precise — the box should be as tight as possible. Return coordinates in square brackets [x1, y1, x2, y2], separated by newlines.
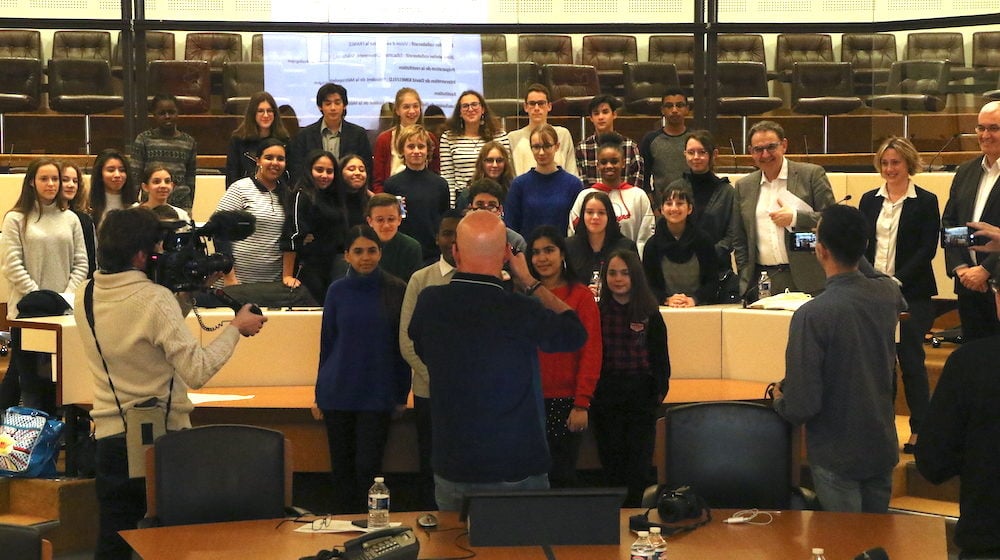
[810, 463, 893, 513]
[434, 473, 549, 512]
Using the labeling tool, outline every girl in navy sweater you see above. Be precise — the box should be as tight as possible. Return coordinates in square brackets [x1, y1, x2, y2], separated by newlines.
[315, 225, 409, 513]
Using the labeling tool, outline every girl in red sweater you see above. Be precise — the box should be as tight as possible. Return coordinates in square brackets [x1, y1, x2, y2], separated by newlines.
[526, 225, 602, 487]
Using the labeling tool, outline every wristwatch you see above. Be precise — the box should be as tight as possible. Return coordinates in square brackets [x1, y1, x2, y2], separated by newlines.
[525, 281, 542, 295]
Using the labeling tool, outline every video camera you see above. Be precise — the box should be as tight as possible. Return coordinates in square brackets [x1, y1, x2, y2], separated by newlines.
[148, 210, 255, 293]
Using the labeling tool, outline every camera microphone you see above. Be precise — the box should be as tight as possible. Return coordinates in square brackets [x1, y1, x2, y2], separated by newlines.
[213, 288, 263, 316]
[198, 210, 256, 241]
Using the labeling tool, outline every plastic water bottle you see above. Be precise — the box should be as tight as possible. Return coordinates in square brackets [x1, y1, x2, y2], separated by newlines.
[757, 270, 772, 301]
[367, 476, 390, 529]
[810, 548, 827, 560]
[590, 268, 603, 302]
[648, 526, 667, 559]
[630, 530, 655, 559]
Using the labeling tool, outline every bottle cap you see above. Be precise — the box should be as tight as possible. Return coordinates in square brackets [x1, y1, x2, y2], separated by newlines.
[374, 476, 384, 483]
[637, 530, 649, 537]
[812, 548, 824, 554]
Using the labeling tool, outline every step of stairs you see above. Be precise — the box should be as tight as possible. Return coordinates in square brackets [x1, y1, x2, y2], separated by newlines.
[0, 477, 98, 554]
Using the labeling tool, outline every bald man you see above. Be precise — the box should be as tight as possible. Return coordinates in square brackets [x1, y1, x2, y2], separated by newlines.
[408, 211, 587, 511]
[941, 101, 1000, 340]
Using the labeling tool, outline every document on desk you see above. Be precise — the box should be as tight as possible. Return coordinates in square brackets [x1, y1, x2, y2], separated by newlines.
[295, 521, 402, 534]
[188, 393, 255, 404]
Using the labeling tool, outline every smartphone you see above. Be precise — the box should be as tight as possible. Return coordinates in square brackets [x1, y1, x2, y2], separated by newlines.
[940, 226, 987, 249]
[790, 231, 817, 252]
[351, 519, 368, 529]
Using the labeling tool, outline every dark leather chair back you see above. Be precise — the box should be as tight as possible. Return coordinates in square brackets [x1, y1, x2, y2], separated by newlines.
[483, 61, 539, 100]
[663, 401, 797, 509]
[582, 34, 637, 72]
[887, 60, 949, 96]
[150, 425, 288, 526]
[0, 30, 41, 59]
[717, 61, 770, 97]
[791, 62, 855, 101]
[0, 58, 42, 113]
[623, 62, 680, 114]
[148, 60, 211, 114]
[842, 33, 897, 71]
[114, 31, 175, 67]
[906, 32, 965, 65]
[775, 33, 834, 80]
[185, 32, 243, 68]
[222, 61, 265, 114]
[481, 34, 508, 62]
[717, 34, 765, 64]
[518, 34, 573, 66]
[648, 35, 694, 87]
[47, 59, 121, 112]
[973, 31, 1000, 83]
[52, 30, 111, 62]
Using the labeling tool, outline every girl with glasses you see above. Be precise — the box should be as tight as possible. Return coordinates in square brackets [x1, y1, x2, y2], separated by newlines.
[440, 90, 511, 207]
[226, 91, 291, 188]
[505, 124, 583, 237]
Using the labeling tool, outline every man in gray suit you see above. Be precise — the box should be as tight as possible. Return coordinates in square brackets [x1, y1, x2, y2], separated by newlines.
[732, 121, 835, 297]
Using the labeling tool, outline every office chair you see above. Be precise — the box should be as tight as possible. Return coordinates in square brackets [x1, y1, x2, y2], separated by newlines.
[716, 61, 783, 154]
[142, 424, 297, 527]
[643, 401, 816, 510]
[790, 62, 863, 153]
[0, 523, 53, 560]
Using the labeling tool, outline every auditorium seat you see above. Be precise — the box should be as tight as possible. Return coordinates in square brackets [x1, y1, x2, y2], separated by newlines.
[543, 64, 600, 117]
[147, 60, 211, 114]
[774, 33, 834, 84]
[623, 62, 680, 115]
[0, 57, 41, 153]
[222, 61, 264, 115]
[841, 33, 897, 96]
[113, 30, 174, 73]
[481, 34, 508, 63]
[185, 32, 243, 94]
[47, 59, 123, 154]
[0, 29, 41, 60]
[716, 61, 782, 153]
[250, 33, 308, 62]
[518, 34, 573, 66]
[869, 60, 949, 139]
[717, 34, 769, 77]
[648, 35, 695, 94]
[973, 31, 1000, 87]
[905, 32, 975, 81]
[51, 30, 112, 63]
[482, 61, 540, 117]
[581, 34, 637, 94]
[791, 62, 863, 153]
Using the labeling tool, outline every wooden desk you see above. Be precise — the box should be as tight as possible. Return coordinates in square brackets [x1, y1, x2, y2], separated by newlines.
[120, 509, 947, 560]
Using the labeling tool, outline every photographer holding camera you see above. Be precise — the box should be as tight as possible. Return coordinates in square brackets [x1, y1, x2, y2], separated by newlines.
[74, 207, 266, 560]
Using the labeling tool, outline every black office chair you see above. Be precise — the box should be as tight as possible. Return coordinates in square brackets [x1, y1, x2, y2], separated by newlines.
[142, 424, 296, 527]
[643, 401, 816, 510]
[0, 523, 52, 560]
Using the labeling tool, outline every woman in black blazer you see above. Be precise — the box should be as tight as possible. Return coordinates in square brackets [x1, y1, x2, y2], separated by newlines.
[859, 137, 939, 455]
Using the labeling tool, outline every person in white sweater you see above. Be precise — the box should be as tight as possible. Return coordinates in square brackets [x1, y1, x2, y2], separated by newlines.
[0, 158, 88, 411]
[73, 207, 266, 560]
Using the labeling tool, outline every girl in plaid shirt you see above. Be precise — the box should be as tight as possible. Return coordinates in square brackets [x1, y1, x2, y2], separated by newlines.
[591, 250, 670, 506]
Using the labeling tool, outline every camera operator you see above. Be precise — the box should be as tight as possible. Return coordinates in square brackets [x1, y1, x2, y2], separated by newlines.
[74, 207, 266, 560]
[914, 219, 1000, 558]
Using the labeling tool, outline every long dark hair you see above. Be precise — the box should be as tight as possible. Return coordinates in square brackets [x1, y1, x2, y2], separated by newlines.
[599, 249, 658, 322]
[89, 149, 138, 228]
[526, 225, 577, 286]
[232, 91, 290, 141]
[339, 153, 371, 224]
[445, 90, 500, 140]
[572, 191, 624, 246]
[295, 149, 343, 203]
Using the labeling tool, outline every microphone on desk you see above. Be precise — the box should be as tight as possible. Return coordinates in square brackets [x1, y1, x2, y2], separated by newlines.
[729, 138, 739, 172]
[925, 133, 962, 172]
[836, 194, 853, 205]
[803, 135, 811, 164]
[854, 547, 889, 560]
